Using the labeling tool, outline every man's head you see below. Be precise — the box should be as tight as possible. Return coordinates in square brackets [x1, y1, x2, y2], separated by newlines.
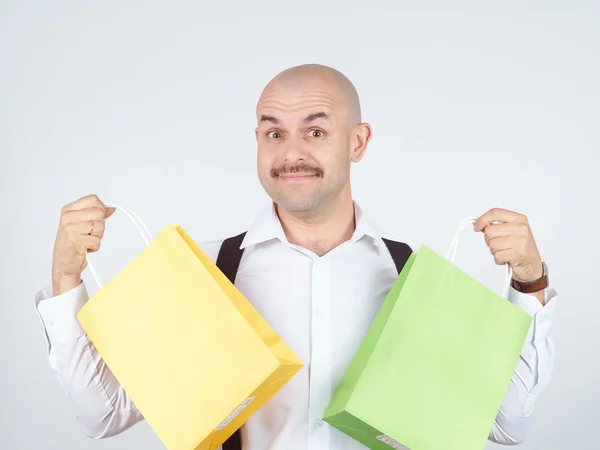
[255, 64, 372, 218]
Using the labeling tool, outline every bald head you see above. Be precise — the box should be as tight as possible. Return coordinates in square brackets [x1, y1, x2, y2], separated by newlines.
[254, 64, 372, 218]
[257, 64, 362, 126]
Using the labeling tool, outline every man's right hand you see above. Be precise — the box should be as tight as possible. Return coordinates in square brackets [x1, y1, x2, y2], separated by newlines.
[52, 194, 115, 296]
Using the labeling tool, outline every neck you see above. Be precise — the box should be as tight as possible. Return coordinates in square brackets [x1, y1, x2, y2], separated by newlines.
[276, 192, 356, 257]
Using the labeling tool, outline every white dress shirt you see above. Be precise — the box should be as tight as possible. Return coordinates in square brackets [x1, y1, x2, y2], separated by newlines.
[34, 203, 559, 449]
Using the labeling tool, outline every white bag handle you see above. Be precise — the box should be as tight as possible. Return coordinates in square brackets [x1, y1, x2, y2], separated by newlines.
[85, 204, 153, 289]
[445, 216, 513, 299]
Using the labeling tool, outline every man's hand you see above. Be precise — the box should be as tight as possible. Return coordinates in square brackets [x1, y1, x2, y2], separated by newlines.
[52, 194, 115, 296]
[474, 208, 545, 304]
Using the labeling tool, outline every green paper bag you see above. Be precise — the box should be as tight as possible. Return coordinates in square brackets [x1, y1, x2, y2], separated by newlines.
[323, 220, 533, 450]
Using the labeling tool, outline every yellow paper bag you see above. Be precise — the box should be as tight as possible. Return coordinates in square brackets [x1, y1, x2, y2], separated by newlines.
[76, 208, 303, 450]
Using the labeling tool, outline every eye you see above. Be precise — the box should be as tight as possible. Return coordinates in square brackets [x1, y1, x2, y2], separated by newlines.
[267, 130, 283, 139]
[309, 129, 324, 138]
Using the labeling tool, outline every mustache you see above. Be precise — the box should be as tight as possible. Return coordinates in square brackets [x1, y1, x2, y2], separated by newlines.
[270, 163, 324, 178]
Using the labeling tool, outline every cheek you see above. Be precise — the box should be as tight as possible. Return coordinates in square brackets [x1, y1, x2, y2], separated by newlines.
[328, 141, 353, 167]
[257, 145, 274, 175]
[315, 154, 346, 181]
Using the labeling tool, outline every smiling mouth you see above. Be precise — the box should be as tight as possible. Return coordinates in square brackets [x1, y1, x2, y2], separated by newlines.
[271, 163, 324, 179]
[279, 173, 317, 180]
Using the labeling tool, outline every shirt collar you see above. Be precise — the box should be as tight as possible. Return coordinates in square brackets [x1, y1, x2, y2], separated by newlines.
[240, 201, 386, 250]
[240, 203, 287, 249]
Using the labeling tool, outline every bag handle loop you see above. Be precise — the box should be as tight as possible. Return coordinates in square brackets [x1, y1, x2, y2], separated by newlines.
[85, 204, 153, 289]
[446, 216, 513, 299]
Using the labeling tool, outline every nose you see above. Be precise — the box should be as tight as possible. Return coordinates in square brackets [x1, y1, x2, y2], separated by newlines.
[281, 135, 309, 163]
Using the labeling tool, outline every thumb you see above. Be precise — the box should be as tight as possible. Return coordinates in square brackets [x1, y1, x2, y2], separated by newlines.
[105, 206, 116, 218]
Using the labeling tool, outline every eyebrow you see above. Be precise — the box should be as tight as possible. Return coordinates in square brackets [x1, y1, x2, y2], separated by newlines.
[260, 115, 279, 124]
[304, 111, 329, 123]
[259, 111, 330, 125]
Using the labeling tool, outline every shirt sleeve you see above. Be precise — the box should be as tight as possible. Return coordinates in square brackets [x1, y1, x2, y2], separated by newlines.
[488, 285, 559, 444]
[35, 281, 145, 438]
[34, 239, 223, 439]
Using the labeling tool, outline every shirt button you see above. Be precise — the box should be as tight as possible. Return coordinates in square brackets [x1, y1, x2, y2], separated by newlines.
[315, 418, 324, 427]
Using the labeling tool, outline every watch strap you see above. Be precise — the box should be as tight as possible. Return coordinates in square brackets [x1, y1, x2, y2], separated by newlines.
[511, 262, 549, 294]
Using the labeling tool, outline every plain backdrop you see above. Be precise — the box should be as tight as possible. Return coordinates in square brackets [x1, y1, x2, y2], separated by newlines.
[1, 1, 598, 449]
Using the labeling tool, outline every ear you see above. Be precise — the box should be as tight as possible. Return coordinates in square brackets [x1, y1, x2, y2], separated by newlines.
[255, 127, 259, 142]
[350, 122, 372, 163]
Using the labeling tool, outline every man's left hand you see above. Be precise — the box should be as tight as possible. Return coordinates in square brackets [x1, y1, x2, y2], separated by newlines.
[474, 209, 545, 300]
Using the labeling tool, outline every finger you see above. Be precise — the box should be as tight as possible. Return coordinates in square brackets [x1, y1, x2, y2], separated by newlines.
[89, 220, 105, 238]
[483, 223, 526, 243]
[487, 236, 514, 255]
[475, 208, 526, 232]
[81, 235, 102, 253]
[105, 207, 116, 218]
[492, 248, 512, 266]
[62, 194, 106, 214]
[64, 221, 105, 238]
[60, 207, 107, 227]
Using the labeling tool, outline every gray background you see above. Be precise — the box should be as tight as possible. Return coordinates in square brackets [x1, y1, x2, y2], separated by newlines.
[1, 1, 598, 449]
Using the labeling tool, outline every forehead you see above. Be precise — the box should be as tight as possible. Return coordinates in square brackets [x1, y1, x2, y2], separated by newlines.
[256, 79, 348, 124]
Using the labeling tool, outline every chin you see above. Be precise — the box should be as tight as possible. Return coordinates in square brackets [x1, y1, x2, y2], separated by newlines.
[277, 198, 314, 213]
[265, 183, 338, 216]
[274, 194, 332, 217]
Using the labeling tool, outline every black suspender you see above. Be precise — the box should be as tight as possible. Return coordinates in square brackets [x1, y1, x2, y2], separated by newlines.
[216, 232, 246, 450]
[381, 238, 413, 274]
[215, 231, 247, 450]
[215, 232, 247, 286]
[215, 233, 412, 450]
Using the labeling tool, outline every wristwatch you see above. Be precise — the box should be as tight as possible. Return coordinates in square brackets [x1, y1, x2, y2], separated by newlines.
[511, 262, 549, 294]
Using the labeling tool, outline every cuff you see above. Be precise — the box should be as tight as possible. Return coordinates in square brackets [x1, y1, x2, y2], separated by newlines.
[507, 285, 558, 316]
[35, 281, 90, 351]
[507, 285, 559, 342]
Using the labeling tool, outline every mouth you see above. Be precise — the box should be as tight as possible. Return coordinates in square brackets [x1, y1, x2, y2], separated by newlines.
[271, 163, 324, 180]
[279, 173, 317, 181]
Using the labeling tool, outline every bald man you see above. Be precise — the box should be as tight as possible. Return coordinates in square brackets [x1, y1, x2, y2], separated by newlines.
[36, 64, 558, 450]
